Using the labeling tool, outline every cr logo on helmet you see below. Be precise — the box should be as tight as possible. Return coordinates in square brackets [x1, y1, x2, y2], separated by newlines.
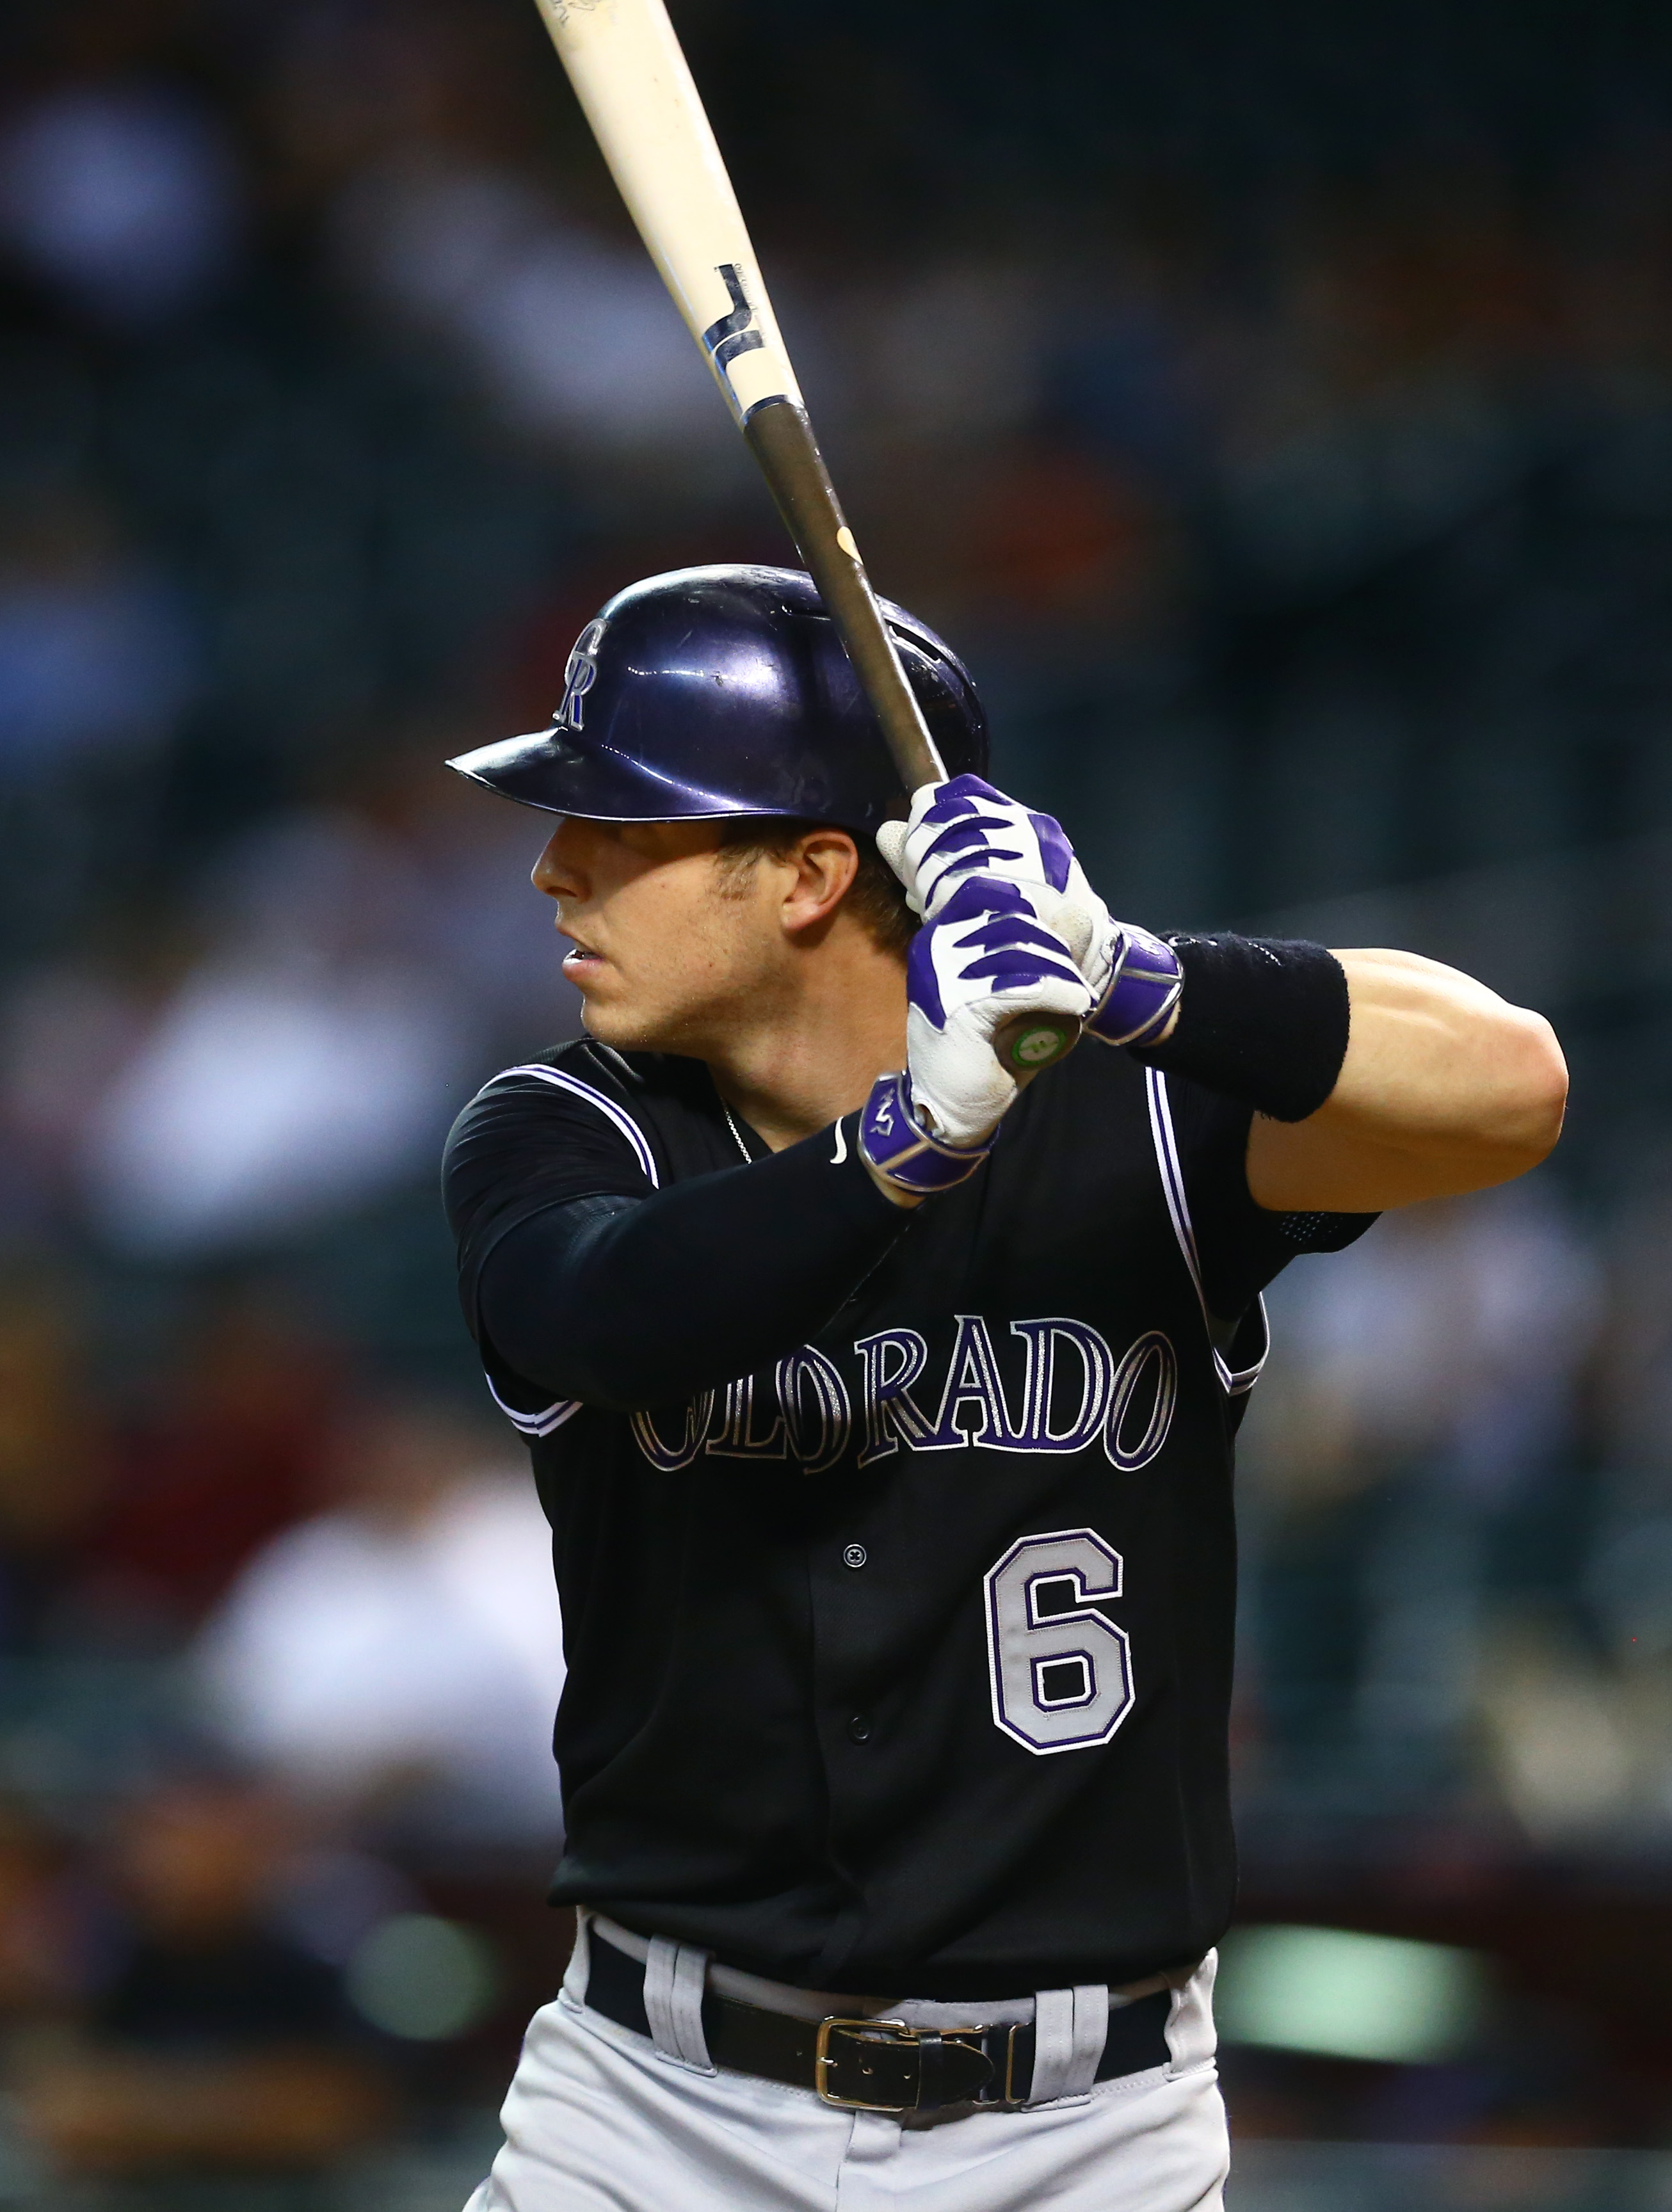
[558, 621, 606, 732]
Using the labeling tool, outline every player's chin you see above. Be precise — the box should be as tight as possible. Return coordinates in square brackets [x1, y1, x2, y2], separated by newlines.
[575, 990, 663, 1052]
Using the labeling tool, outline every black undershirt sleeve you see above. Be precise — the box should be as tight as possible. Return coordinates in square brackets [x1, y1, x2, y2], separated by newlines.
[1132, 935, 1351, 1123]
[444, 1060, 1374, 1424]
[463, 1117, 910, 1414]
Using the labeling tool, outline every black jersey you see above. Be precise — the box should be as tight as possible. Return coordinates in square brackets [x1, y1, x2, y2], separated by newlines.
[444, 1038, 1371, 2000]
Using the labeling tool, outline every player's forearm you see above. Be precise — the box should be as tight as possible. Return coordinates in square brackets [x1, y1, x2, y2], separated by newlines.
[478, 1117, 910, 1411]
[1246, 949, 1567, 1212]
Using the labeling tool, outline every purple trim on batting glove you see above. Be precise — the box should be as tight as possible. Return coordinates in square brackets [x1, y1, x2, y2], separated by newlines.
[917, 826, 1027, 895]
[921, 774, 1003, 822]
[938, 902, 1088, 991]
[906, 929, 947, 1029]
[935, 877, 1034, 927]
[1025, 812, 1073, 892]
[913, 777, 1075, 898]
[921, 820, 1023, 869]
[858, 1072, 992, 1196]
[1086, 925, 1184, 1049]
[963, 946, 1088, 990]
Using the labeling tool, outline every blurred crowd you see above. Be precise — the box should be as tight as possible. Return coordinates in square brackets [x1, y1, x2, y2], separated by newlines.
[0, 1315, 567, 2195]
[0, 0, 1671, 2185]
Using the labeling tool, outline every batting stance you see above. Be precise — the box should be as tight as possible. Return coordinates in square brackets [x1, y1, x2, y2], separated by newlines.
[444, 565, 1566, 2211]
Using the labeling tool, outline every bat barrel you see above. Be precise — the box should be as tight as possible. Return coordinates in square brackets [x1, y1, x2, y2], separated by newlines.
[534, 0, 1077, 1074]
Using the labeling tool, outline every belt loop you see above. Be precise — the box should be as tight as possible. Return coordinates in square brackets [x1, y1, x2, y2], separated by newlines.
[1164, 1950, 1218, 2076]
[562, 1907, 593, 2007]
[643, 1934, 715, 2073]
[1027, 1984, 1107, 2104]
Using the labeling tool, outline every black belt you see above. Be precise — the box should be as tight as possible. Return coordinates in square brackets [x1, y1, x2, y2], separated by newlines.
[583, 1929, 1172, 2113]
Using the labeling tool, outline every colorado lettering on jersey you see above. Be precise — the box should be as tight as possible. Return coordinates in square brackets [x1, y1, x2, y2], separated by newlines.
[629, 1315, 1177, 1476]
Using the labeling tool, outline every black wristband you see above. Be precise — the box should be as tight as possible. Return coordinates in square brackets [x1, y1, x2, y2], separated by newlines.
[1129, 935, 1349, 1123]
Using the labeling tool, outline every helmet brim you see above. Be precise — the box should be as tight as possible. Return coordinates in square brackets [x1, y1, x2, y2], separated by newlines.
[448, 728, 768, 821]
[447, 725, 888, 832]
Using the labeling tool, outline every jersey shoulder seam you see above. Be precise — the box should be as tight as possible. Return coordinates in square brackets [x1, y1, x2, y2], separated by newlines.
[1143, 1066, 1267, 1399]
[472, 1057, 661, 1189]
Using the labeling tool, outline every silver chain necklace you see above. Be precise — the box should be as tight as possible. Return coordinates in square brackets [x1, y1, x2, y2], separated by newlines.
[721, 1103, 752, 1162]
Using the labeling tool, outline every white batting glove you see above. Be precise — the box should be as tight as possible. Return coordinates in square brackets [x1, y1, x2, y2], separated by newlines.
[901, 881, 1093, 1146]
[877, 774, 1182, 1050]
[876, 773, 1117, 988]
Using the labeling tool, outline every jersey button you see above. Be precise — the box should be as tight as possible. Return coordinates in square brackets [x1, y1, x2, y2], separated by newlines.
[847, 1713, 872, 1744]
[842, 1543, 867, 1570]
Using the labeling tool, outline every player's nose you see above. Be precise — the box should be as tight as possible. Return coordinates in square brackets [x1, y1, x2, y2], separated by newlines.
[532, 821, 588, 901]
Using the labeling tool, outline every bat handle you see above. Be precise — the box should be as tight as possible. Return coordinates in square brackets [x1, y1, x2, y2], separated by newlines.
[992, 1012, 1081, 1076]
[743, 397, 1083, 1079]
[743, 397, 946, 791]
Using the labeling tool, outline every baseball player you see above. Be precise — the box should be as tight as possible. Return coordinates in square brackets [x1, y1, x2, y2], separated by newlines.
[442, 565, 1566, 2211]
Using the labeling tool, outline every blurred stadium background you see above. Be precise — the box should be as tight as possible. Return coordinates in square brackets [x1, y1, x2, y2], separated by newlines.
[1, 0, 1671, 2202]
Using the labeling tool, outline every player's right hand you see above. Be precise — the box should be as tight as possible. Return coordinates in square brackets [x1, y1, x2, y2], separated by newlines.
[879, 774, 1183, 1054]
[904, 879, 1093, 1147]
[878, 774, 1111, 972]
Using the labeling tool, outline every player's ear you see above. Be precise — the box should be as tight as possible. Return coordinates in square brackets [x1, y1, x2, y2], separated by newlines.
[782, 830, 860, 938]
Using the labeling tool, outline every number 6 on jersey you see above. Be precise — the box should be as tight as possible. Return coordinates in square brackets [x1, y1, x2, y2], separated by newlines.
[985, 1529, 1135, 1754]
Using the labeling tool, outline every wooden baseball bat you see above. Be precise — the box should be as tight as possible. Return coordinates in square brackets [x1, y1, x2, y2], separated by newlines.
[530, 0, 1080, 1077]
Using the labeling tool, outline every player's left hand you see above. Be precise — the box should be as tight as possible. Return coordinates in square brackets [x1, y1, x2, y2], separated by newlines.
[904, 879, 1093, 1145]
[858, 881, 1093, 1199]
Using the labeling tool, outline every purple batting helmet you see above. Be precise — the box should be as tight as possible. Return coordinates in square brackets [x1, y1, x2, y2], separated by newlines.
[447, 565, 987, 837]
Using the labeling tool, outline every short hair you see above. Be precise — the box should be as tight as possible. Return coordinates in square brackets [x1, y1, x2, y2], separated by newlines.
[717, 816, 915, 960]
